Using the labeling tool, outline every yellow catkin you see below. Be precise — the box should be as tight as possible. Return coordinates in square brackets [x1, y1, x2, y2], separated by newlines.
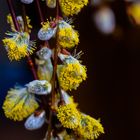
[59, 0, 88, 16]
[76, 114, 104, 140]
[3, 32, 35, 61]
[58, 27, 79, 49]
[57, 103, 81, 129]
[3, 87, 39, 121]
[58, 62, 87, 91]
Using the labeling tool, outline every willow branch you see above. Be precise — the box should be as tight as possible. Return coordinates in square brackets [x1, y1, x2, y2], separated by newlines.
[22, 4, 28, 32]
[35, 0, 44, 22]
[46, 27, 59, 140]
[6, 0, 20, 31]
[46, 1, 60, 139]
[21, 4, 38, 80]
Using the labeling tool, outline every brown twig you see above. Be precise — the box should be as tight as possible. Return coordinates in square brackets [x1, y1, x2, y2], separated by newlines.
[21, 4, 38, 80]
[46, 1, 60, 139]
[56, 75, 65, 105]
[35, 0, 44, 22]
[6, 0, 20, 31]
[22, 4, 28, 32]
[46, 40, 59, 139]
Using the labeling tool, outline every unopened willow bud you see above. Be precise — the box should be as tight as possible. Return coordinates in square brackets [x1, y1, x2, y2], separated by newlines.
[27, 80, 52, 95]
[24, 111, 46, 130]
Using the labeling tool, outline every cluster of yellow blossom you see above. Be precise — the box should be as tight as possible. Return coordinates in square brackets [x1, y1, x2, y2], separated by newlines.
[3, 32, 35, 61]
[57, 102, 104, 140]
[3, 87, 39, 121]
[58, 62, 87, 91]
[38, 19, 79, 49]
[57, 103, 81, 129]
[76, 114, 104, 139]
[58, 22, 79, 49]
[59, 0, 88, 16]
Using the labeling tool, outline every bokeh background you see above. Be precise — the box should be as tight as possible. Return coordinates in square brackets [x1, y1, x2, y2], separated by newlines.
[0, 0, 140, 140]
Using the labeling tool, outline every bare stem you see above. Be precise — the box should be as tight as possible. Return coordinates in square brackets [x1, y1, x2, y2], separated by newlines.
[22, 4, 28, 32]
[47, 27, 59, 140]
[26, 56, 38, 80]
[46, 1, 60, 139]
[56, 75, 64, 105]
[21, 4, 38, 80]
[35, 0, 44, 22]
[6, 0, 20, 31]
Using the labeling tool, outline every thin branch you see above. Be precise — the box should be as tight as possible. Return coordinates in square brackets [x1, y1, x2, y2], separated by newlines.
[6, 0, 20, 31]
[21, 4, 38, 80]
[22, 4, 28, 32]
[47, 1, 60, 139]
[35, 0, 44, 22]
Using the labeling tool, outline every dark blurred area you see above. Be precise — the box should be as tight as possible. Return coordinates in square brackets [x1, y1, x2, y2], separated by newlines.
[0, 0, 140, 140]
